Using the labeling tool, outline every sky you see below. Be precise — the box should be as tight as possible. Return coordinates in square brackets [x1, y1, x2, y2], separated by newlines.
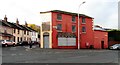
[0, 0, 118, 29]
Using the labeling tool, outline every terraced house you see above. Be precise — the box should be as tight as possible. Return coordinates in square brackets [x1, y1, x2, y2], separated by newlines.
[0, 16, 13, 40]
[0, 15, 39, 43]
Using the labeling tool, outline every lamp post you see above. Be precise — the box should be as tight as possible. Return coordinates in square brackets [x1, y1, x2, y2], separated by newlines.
[78, 1, 86, 49]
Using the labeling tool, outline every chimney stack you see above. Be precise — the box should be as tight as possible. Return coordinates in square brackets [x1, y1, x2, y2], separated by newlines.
[16, 18, 19, 25]
[4, 15, 7, 22]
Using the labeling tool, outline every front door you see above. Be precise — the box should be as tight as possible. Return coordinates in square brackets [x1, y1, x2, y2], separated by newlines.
[101, 41, 104, 49]
[43, 35, 49, 48]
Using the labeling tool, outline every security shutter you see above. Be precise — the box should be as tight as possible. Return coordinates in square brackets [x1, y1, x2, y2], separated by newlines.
[67, 38, 76, 46]
[58, 37, 76, 46]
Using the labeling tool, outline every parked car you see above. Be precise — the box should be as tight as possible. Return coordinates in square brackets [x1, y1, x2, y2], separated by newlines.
[0, 40, 16, 47]
[17, 41, 29, 46]
[109, 44, 120, 50]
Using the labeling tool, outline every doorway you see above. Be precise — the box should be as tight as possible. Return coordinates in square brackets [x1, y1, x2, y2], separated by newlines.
[101, 41, 104, 49]
[43, 35, 49, 48]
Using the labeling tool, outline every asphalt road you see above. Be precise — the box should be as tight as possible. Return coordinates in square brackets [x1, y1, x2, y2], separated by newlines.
[1, 45, 120, 64]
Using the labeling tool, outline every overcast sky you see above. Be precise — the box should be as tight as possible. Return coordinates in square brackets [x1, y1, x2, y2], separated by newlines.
[0, 0, 118, 29]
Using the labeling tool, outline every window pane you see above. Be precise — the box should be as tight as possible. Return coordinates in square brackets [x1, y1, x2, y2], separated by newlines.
[72, 16, 76, 22]
[82, 27, 86, 32]
[72, 25, 76, 32]
[14, 29, 16, 33]
[57, 24, 62, 30]
[57, 14, 62, 20]
[82, 18, 86, 23]
[18, 29, 19, 34]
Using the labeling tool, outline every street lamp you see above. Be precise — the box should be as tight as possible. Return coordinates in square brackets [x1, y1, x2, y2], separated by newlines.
[78, 1, 86, 49]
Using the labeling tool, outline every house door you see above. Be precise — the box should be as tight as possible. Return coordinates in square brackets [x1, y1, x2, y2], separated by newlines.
[101, 41, 104, 49]
[43, 35, 49, 48]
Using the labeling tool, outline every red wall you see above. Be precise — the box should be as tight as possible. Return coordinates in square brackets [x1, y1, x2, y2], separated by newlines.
[80, 18, 94, 48]
[94, 30, 108, 49]
[51, 12, 94, 49]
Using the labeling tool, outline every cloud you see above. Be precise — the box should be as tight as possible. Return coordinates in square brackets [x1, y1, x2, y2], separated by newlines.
[0, 0, 118, 28]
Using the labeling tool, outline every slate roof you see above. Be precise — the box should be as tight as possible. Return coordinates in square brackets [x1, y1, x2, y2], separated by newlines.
[0, 21, 10, 27]
[40, 10, 93, 19]
[0, 32, 13, 37]
[0, 20, 37, 32]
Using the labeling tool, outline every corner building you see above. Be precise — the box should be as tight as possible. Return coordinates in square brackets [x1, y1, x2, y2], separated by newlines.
[40, 10, 107, 49]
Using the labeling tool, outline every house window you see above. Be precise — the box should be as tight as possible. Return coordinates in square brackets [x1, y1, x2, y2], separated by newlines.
[72, 25, 76, 32]
[57, 24, 62, 31]
[24, 30, 26, 34]
[82, 26, 86, 33]
[57, 14, 62, 20]
[17, 37, 19, 42]
[18, 29, 19, 34]
[82, 17, 86, 24]
[27, 31, 29, 35]
[20, 37, 22, 41]
[72, 16, 76, 22]
[14, 29, 16, 33]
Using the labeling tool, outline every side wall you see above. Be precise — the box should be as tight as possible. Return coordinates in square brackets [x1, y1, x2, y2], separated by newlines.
[94, 30, 108, 49]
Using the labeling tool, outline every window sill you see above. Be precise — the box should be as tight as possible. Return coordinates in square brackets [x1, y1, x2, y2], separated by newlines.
[72, 32, 76, 33]
[82, 32, 86, 34]
[57, 30, 62, 32]
[72, 22, 76, 24]
[82, 23, 86, 24]
[57, 19, 62, 21]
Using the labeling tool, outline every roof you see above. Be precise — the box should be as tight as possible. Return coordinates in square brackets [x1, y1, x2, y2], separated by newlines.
[94, 25, 107, 32]
[0, 20, 37, 32]
[0, 32, 13, 37]
[40, 10, 93, 19]
[27, 27, 37, 32]
[19, 25, 31, 31]
[0, 21, 10, 27]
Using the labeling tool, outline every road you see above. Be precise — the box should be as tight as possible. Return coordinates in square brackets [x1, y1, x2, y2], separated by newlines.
[1, 45, 120, 64]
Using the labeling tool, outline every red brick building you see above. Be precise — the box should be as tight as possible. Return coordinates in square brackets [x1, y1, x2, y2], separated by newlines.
[40, 10, 108, 49]
[94, 25, 108, 49]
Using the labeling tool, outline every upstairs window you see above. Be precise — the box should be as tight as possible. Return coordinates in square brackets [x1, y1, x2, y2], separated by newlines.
[57, 14, 62, 20]
[24, 30, 26, 34]
[82, 26, 86, 33]
[14, 29, 16, 33]
[72, 16, 76, 22]
[27, 31, 29, 35]
[18, 29, 19, 34]
[72, 25, 76, 32]
[82, 17, 86, 24]
[57, 24, 62, 31]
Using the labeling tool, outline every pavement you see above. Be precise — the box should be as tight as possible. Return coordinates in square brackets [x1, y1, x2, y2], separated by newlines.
[1, 45, 120, 64]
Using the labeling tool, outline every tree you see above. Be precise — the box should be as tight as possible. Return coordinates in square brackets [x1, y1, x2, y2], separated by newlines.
[28, 24, 40, 34]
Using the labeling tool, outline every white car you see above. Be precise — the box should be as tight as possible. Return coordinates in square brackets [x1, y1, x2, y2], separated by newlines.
[109, 44, 120, 50]
[0, 40, 16, 47]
